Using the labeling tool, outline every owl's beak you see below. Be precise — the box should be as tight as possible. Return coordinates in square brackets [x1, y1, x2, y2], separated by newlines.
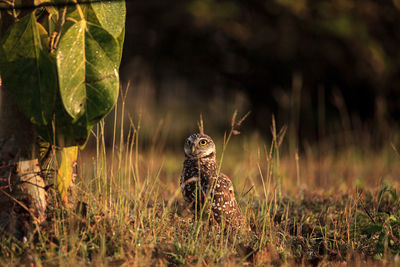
[191, 145, 196, 154]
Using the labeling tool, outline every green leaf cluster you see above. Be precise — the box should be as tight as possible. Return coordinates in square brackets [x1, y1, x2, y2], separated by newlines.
[0, 0, 126, 147]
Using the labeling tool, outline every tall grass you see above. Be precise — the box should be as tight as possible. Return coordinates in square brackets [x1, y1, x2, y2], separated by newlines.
[0, 87, 399, 266]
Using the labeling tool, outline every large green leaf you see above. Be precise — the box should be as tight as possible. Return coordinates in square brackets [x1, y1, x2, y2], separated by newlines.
[0, 13, 57, 125]
[89, 0, 126, 39]
[56, 20, 86, 120]
[88, 1, 126, 64]
[56, 20, 120, 124]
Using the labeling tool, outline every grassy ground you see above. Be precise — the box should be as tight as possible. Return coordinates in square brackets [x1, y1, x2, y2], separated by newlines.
[1, 107, 400, 266]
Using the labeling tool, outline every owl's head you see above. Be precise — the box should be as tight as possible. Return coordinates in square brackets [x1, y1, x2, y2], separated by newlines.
[184, 133, 216, 159]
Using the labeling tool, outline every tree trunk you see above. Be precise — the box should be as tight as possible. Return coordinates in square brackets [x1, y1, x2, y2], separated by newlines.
[0, 82, 47, 238]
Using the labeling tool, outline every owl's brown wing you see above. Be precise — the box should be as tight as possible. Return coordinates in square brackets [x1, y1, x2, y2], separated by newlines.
[211, 173, 246, 229]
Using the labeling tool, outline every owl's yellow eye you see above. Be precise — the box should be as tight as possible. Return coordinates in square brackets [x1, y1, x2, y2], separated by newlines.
[199, 139, 207, 146]
[185, 140, 190, 145]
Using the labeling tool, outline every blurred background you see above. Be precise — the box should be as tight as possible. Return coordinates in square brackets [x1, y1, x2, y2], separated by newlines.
[116, 0, 400, 154]
[78, 0, 400, 195]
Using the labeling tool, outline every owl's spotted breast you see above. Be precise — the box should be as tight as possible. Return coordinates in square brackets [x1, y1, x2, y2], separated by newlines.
[180, 156, 216, 206]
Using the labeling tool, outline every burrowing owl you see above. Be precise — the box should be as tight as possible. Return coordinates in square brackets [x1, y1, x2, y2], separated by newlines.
[180, 133, 246, 230]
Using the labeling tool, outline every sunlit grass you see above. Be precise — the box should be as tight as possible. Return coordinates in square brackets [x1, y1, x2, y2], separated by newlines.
[0, 93, 400, 266]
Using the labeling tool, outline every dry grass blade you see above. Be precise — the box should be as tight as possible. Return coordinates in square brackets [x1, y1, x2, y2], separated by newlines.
[231, 110, 238, 128]
[236, 111, 251, 127]
[230, 111, 250, 135]
[277, 125, 287, 147]
[240, 185, 254, 199]
[391, 143, 400, 160]
[198, 114, 204, 134]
